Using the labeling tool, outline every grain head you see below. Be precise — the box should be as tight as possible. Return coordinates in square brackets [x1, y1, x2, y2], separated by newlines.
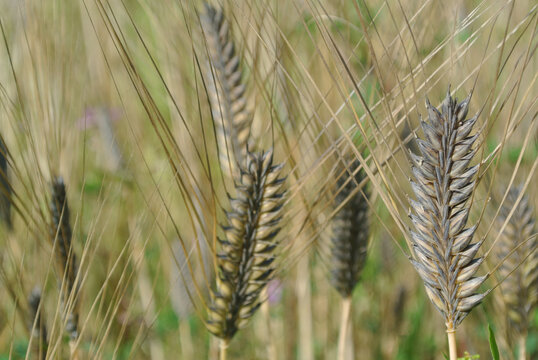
[409, 89, 485, 331]
[0, 136, 12, 229]
[330, 161, 369, 298]
[50, 176, 79, 340]
[206, 149, 286, 341]
[201, 3, 251, 178]
[496, 186, 537, 335]
[28, 287, 48, 360]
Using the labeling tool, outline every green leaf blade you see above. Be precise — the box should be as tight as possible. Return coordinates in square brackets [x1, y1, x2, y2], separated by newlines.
[488, 324, 500, 360]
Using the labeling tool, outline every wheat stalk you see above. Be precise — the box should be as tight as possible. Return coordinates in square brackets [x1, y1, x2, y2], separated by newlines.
[50, 176, 80, 357]
[201, 3, 251, 178]
[28, 287, 48, 360]
[205, 149, 286, 357]
[408, 89, 486, 360]
[496, 186, 536, 360]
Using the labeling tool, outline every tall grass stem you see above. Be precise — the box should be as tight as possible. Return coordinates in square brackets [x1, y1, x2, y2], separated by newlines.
[337, 297, 352, 360]
[297, 256, 313, 360]
[261, 295, 277, 360]
[447, 328, 457, 360]
[518, 334, 526, 360]
[219, 339, 228, 360]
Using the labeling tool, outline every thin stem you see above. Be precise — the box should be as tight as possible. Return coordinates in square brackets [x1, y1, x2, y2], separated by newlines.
[219, 339, 229, 360]
[337, 297, 352, 360]
[261, 294, 277, 360]
[179, 321, 193, 359]
[297, 256, 313, 360]
[518, 333, 527, 360]
[447, 328, 457, 360]
[69, 340, 79, 360]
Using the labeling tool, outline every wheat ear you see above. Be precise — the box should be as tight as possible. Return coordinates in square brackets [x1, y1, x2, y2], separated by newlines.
[496, 186, 536, 360]
[329, 161, 369, 360]
[0, 136, 12, 229]
[50, 176, 80, 356]
[28, 287, 48, 360]
[330, 161, 369, 297]
[201, 3, 251, 177]
[408, 89, 485, 360]
[205, 149, 286, 356]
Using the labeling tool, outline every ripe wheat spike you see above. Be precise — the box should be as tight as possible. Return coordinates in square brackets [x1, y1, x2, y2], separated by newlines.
[408, 89, 486, 336]
[330, 161, 369, 298]
[0, 136, 12, 229]
[201, 3, 251, 178]
[50, 176, 79, 341]
[206, 149, 286, 342]
[496, 186, 537, 335]
[28, 287, 48, 360]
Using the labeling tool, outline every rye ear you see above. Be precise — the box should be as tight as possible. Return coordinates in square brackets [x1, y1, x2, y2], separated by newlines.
[408, 89, 485, 360]
[206, 149, 286, 350]
[201, 3, 251, 178]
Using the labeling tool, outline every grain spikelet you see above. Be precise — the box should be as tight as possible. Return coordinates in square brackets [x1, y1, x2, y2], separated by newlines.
[330, 161, 369, 297]
[50, 176, 79, 340]
[409, 89, 486, 331]
[28, 287, 48, 360]
[0, 136, 12, 229]
[496, 186, 537, 335]
[201, 3, 251, 177]
[206, 149, 286, 341]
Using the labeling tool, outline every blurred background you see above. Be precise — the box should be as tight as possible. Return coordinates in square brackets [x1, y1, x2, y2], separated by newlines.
[0, 0, 536, 359]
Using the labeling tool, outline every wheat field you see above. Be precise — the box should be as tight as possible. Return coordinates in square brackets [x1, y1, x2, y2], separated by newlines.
[0, 0, 536, 359]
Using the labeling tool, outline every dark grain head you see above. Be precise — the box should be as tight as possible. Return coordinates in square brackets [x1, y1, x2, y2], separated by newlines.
[496, 186, 537, 334]
[50, 176, 79, 340]
[329, 160, 369, 298]
[409, 89, 485, 330]
[28, 286, 48, 358]
[201, 3, 251, 177]
[206, 149, 286, 340]
[0, 136, 12, 229]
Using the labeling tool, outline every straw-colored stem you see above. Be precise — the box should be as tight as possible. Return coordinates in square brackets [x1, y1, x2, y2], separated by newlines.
[219, 339, 229, 360]
[297, 256, 313, 360]
[337, 297, 352, 360]
[518, 334, 526, 360]
[208, 337, 219, 360]
[261, 294, 277, 360]
[179, 321, 193, 359]
[69, 341, 79, 360]
[447, 328, 457, 360]
[133, 240, 164, 360]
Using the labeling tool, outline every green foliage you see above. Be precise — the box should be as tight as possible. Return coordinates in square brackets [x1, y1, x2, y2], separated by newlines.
[488, 324, 500, 360]
[458, 352, 480, 359]
[156, 305, 179, 336]
[396, 292, 437, 360]
[0, 339, 28, 360]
